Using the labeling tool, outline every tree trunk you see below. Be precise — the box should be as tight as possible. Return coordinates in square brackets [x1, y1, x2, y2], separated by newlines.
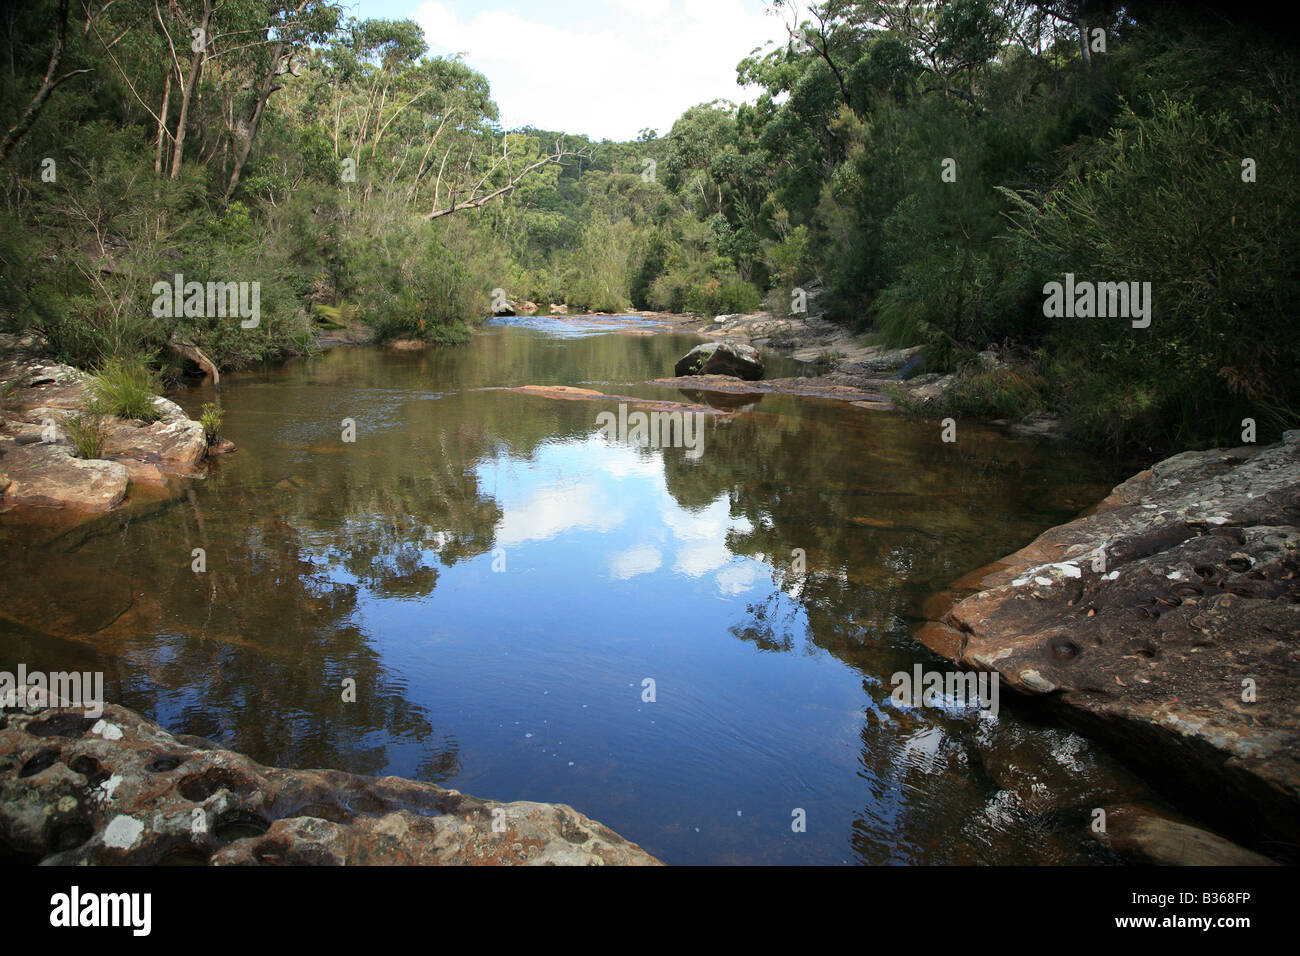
[0, 0, 89, 163]
[169, 0, 213, 180]
[223, 0, 310, 203]
[153, 68, 172, 178]
[222, 46, 283, 203]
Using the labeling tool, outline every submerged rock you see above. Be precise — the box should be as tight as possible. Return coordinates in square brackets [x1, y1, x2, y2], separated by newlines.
[674, 342, 765, 380]
[1091, 804, 1278, 866]
[929, 435, 1300, 861]
[0, 695, 662, 866]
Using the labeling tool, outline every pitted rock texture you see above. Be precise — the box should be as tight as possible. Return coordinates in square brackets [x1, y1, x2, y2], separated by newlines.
[0, 695, 661, 866]
[925, 435, 1300, 862]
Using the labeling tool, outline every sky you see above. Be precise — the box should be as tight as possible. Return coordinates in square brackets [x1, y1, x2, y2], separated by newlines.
[337, 0, 796, 141]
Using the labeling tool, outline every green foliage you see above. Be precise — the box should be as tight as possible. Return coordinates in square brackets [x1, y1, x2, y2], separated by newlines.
[684, 275, 761, 317]
[92, 358, 161, 422]
[63, 404, 109, 460]
[1009, 90, 1300, 450]
[200, 403, 224, 444]
[1, 0, 1293, 456]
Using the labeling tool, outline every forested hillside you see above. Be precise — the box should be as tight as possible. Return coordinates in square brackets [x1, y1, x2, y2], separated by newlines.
[1, 0, 1296, 453]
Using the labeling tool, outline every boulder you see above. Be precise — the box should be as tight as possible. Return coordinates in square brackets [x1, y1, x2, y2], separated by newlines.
[101, 397, 208, 472]
[0, 441, 128, 511]
[0, 695, 662, 866]
[674, 342, 765, 380]
[929, 434, 1300, 861]
[1, 359, 211, 516]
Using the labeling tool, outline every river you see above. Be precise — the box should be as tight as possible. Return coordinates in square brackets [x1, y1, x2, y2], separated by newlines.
[2, 317, 1150, 864]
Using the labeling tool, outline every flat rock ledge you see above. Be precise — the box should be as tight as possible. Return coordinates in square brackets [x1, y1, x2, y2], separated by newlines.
[922, 433, 1300, 862]
[0, 695, 662, 866]
[1, 360, 210, 513]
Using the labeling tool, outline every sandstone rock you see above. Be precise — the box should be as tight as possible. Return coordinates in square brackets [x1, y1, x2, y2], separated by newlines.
[901, 372, 958, 406]
[101, 407, 207, 472]
[1091, 804, 1278, 865]
[1, 359, 210, 515]
[674, 342, 765, 380]
[0, 441, 128, 511]
[111, 457, 169, 487]
[930, 439, 1300, 861]
[0, 696, 662, 866]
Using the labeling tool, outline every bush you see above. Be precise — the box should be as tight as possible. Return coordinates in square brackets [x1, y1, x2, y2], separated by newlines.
[1008, 92, 1300, 450]
[93, 358, 161, 421]
[199, 402, 223, 444]
[684, 276, 761, 317]
[63, 405, 109, 459]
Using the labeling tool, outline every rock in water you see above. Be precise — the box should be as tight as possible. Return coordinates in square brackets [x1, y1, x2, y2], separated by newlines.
[0, 695, 663, 866]
[931, 433, 1300, 862]
[674, 342, 765, 380]
[0, 443, 128, 511]
[1091, 804, 1278, 865]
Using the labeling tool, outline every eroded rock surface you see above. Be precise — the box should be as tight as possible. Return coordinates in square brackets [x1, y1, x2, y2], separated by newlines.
[0, 695, 662, 866]
[925, 435, 1300, 861]
[1, 359, 208, 513]
[0, 443, 129, 511]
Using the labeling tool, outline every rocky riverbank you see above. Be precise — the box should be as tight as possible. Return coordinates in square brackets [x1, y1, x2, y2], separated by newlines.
[0, 693, 661, 865]
[0, 358, 222, 515]
[919, 434, 1300, 863]
[639, 308, 984, 417]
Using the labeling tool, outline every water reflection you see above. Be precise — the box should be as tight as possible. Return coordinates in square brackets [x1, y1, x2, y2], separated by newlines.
[0, 327, 1143, 864]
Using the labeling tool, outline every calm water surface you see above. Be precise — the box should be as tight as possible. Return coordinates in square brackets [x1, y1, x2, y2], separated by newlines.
[3, 319, 1140, 864]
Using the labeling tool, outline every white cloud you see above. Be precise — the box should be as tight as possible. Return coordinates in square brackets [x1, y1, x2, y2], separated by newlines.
[715, 562, 758, 595]
[674, 539, 733, 578]
[609, 545, 663, 580]
[413, 0, 787, 140]
[495, 483, 624, 545]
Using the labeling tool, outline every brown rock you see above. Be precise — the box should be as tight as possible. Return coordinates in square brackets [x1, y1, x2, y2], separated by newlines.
[936, 435, 1300, 860]
[0, 440, 127, 511]
[0, 696, 662, 866]
[1092, 804, 1278, 865]
[101, 397, 208, 472]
